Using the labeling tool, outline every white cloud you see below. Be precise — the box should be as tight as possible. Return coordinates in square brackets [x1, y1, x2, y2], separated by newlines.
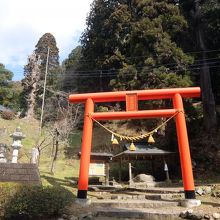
[0, 0, 93, 79]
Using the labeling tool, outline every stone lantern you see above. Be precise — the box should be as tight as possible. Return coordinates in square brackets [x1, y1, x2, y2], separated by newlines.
[10, 127, 26, 163]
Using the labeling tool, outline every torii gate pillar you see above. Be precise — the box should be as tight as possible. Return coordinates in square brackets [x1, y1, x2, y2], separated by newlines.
[69, 87, 201, 202]
[173, 93, 195, 199]
[77, 98, 94, 199]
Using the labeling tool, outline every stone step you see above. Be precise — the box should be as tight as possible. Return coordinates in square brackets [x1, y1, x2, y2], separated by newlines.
[126, 187, 183, 194]
[95, 208, 182, 220]
[109, 193, 183, 201]
[92, 199, 179, 209]
[89, 186, 184, 194]
[146, 193, 183, 200]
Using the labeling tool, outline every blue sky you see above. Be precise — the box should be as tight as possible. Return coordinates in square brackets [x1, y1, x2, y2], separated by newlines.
[0, 0, 93, 81]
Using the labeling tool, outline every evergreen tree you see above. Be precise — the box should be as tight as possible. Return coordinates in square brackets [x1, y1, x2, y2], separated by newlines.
[180, 0, 220, 130]
[0, 63, 14, 107]
[203, 1, 220, 108]
[110, 0, 193, 91]
[76, 0, 125, 92]
[35, 33, 59, 75]
[75, 0, 193, 93]
[63, 46, 82, 92]
[34, 33, 59, 100]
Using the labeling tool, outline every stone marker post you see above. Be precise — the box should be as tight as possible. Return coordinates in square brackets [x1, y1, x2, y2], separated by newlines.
[129, 162, 134, 187]
[164, 160, 170, 182]
[31, 148, 39, 164]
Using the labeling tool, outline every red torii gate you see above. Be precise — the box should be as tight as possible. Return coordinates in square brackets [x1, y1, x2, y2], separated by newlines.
[69, 87, 201, 200]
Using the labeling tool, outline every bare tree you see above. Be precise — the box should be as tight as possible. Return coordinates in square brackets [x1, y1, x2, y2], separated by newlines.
[50, 128, 59, 174]
[49, 100, 82, 174]
[33, 134, 53, 165]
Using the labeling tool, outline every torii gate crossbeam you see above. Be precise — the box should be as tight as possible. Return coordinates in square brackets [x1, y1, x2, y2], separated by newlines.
[69, 87, 200, 200]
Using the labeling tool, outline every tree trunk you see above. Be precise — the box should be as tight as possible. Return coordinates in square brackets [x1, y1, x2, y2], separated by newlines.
[195, 1, 217, 131]
[24, 53, 41, 119]
[50, 129, 59, 174]
[25, 79, 37, 118]
[37, 147, 41, 166]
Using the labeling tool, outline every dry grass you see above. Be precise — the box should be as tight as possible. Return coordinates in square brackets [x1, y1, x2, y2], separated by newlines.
[0, 117, 80, 189]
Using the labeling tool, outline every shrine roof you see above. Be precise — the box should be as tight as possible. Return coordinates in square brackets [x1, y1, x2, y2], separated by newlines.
[78, 152, 113, 162]
[112, 143, 174, 161]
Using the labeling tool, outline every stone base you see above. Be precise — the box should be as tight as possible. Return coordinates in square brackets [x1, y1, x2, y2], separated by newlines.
[131, 181, 172, 188]
[0, 163, 41, 184]
[0, 158, 7, 163]
[75, 198, 91, 206]
[180, 199, 201, 208]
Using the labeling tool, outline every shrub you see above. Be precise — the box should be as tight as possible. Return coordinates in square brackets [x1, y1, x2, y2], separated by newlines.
[0, 183, 74, 219]
[1, 110, 15, 120]
[0, 183, 21, 217]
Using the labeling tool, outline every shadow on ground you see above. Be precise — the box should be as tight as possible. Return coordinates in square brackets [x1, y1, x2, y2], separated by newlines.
[41, 174, 78, 188]
[202, 201, 220, 207]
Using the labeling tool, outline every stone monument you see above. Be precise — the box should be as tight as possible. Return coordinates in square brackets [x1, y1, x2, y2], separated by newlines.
[10, 127, 26, 163]
[0, 143, 7, 163]
[0, 127, 41, 185]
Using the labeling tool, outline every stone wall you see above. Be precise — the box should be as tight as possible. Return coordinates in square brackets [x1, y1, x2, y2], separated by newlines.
[0, 163, 41, 184]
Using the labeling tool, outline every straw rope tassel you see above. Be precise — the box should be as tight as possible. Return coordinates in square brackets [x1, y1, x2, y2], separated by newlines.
[112, 137, 119, 145]
[148, 134, 155, 144]
[129, 142, 136, 151]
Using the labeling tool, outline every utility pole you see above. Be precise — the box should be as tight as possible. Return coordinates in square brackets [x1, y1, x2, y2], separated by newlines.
[39, 47, 50, 135]
[99, 70, 103, 92]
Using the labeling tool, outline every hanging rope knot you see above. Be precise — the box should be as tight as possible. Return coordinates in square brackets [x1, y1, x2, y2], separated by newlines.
[176, 109, 185, 114]
[87, 113, 92, 118]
